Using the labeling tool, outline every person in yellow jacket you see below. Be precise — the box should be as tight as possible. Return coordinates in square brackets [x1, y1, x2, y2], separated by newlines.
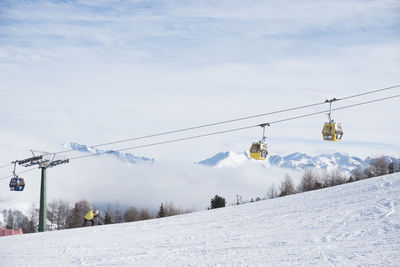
[83, 209, 99, 226]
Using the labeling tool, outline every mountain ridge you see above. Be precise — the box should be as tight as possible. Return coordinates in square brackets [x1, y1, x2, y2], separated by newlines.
[65, 142, 399, 173]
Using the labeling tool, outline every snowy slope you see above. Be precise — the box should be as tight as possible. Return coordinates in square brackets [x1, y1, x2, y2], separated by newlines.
[1, 173, 399, 266]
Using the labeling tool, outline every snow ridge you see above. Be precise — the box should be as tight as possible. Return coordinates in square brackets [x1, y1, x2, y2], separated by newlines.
[198, 151, 400, 173]
[64, 142, 154, 165]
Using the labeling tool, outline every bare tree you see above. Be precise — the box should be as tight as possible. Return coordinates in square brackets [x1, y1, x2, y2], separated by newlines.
[25, 202, 38, 233]
[124, 206, 140, 222]
[113, 202, 124, 223]
[55, 200, 70, 230]
[164, 202, 183, 216]
[6, 209, 14, 229]
[298, 169, 320, 192]
[352, 167, 366, 181]
[324, 168, 346, 187]
[369, 157, 388, 177]
[139, 208, 154, 220]
[279, 174, 296, 197]
[266, 184, 278, 199]
[47, 199, 58, 231]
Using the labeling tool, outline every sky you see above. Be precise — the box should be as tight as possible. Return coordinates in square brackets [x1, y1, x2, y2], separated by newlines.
[0, 0, 399, 211]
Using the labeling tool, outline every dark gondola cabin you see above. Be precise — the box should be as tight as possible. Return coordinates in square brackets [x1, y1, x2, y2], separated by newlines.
[9, 177, 25, 191]
[249, 142, 268, 160]
[322, 122, 343, 142]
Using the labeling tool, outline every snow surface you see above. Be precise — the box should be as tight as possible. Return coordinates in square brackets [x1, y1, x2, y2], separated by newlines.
[1, 174, 400, 266]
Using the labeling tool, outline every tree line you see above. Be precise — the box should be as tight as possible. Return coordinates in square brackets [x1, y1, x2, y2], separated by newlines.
[225, 156, 399, 205]
[1, 200, 190, 234]
[266, 156, 399, 200]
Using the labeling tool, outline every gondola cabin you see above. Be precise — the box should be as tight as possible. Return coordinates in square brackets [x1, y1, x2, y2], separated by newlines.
[249, 142, 268, 160]
[322, 122, 343, 142]
[9, 177, 25, 191]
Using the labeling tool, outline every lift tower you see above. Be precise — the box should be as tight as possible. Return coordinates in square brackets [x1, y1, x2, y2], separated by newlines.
[18, 155, 69, 232]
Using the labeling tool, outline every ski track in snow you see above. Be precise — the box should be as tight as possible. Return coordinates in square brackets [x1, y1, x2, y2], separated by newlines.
[1, 174, 400, 266]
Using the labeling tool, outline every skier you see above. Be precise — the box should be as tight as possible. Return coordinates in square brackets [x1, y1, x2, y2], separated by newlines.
[83, 209, 99, 226]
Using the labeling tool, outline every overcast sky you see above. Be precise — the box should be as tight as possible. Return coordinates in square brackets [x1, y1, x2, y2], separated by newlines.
[0, 0, 399, 211]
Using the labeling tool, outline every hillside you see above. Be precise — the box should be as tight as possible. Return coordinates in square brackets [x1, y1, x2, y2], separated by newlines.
[1, 173, 399, 266]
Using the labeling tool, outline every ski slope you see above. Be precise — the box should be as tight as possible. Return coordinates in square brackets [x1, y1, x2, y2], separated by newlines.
[1, 173, 400, 266]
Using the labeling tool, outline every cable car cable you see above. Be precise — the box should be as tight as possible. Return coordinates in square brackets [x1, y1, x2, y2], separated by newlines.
[51, 101, 328, 155]
[67, 94, 400, 161]
[338, 84, 400, 101]
[0, 167, 37, 181]
[51, 84, 400, 156]
[0, 163, 12, 169]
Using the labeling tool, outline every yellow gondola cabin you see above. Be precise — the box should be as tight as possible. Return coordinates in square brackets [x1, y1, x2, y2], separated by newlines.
[249, 142, 268, 160]
[250, 123, 269, 160]
[322, 122, 343, 142]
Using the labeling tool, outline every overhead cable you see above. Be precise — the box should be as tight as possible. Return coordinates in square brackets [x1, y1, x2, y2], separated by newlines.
[53, 84, 400, 155]
[68, 94, 400, 161]
[0, 167, 38, 181]
[0, 163, 11, 169]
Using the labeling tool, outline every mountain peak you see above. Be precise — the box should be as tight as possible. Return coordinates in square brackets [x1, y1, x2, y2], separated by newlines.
[198, 151, 399, 173]
[197, 151, 250, 168]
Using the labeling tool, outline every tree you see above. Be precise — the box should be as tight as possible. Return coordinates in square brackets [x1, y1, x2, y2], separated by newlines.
[266, 184, 278, 199]
[139, 208, 154, 220]
[210, 195, 226, 209]
[6, 209, 14, 229]
[158, 203, 166, 218]
[66, 200, 90, 228]
[124, 206, 140, 222]
[369, 157, 388, 177]
[112, 202, 124, 224]
[55, 200, 70, 230]
[388, 162, 394, 174]
[352, 167, 366, 181]
[164, 202, 183, 216]
[47, 199, 58, 231]
[25, 203, 39, 233]
[324, 168, 346, 187]
[279, 174, 296, 197]
[104, 212, 113, 224]
[298, 169, 319, 192]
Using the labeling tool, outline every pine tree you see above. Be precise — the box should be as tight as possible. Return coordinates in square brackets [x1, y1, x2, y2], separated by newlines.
[388, 162, 394, 174]
[105, 212, 113, 224]
[210, 195, 226, 209]
[158, 203, 166, 218]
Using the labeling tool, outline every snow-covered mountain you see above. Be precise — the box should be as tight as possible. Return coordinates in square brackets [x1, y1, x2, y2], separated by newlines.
[198, 151, 400, 173]
[1, 173, 399, 265]
[65, 142, 154, 165]
[197, 151, 255, 168]
[65, 142, 399, 173]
